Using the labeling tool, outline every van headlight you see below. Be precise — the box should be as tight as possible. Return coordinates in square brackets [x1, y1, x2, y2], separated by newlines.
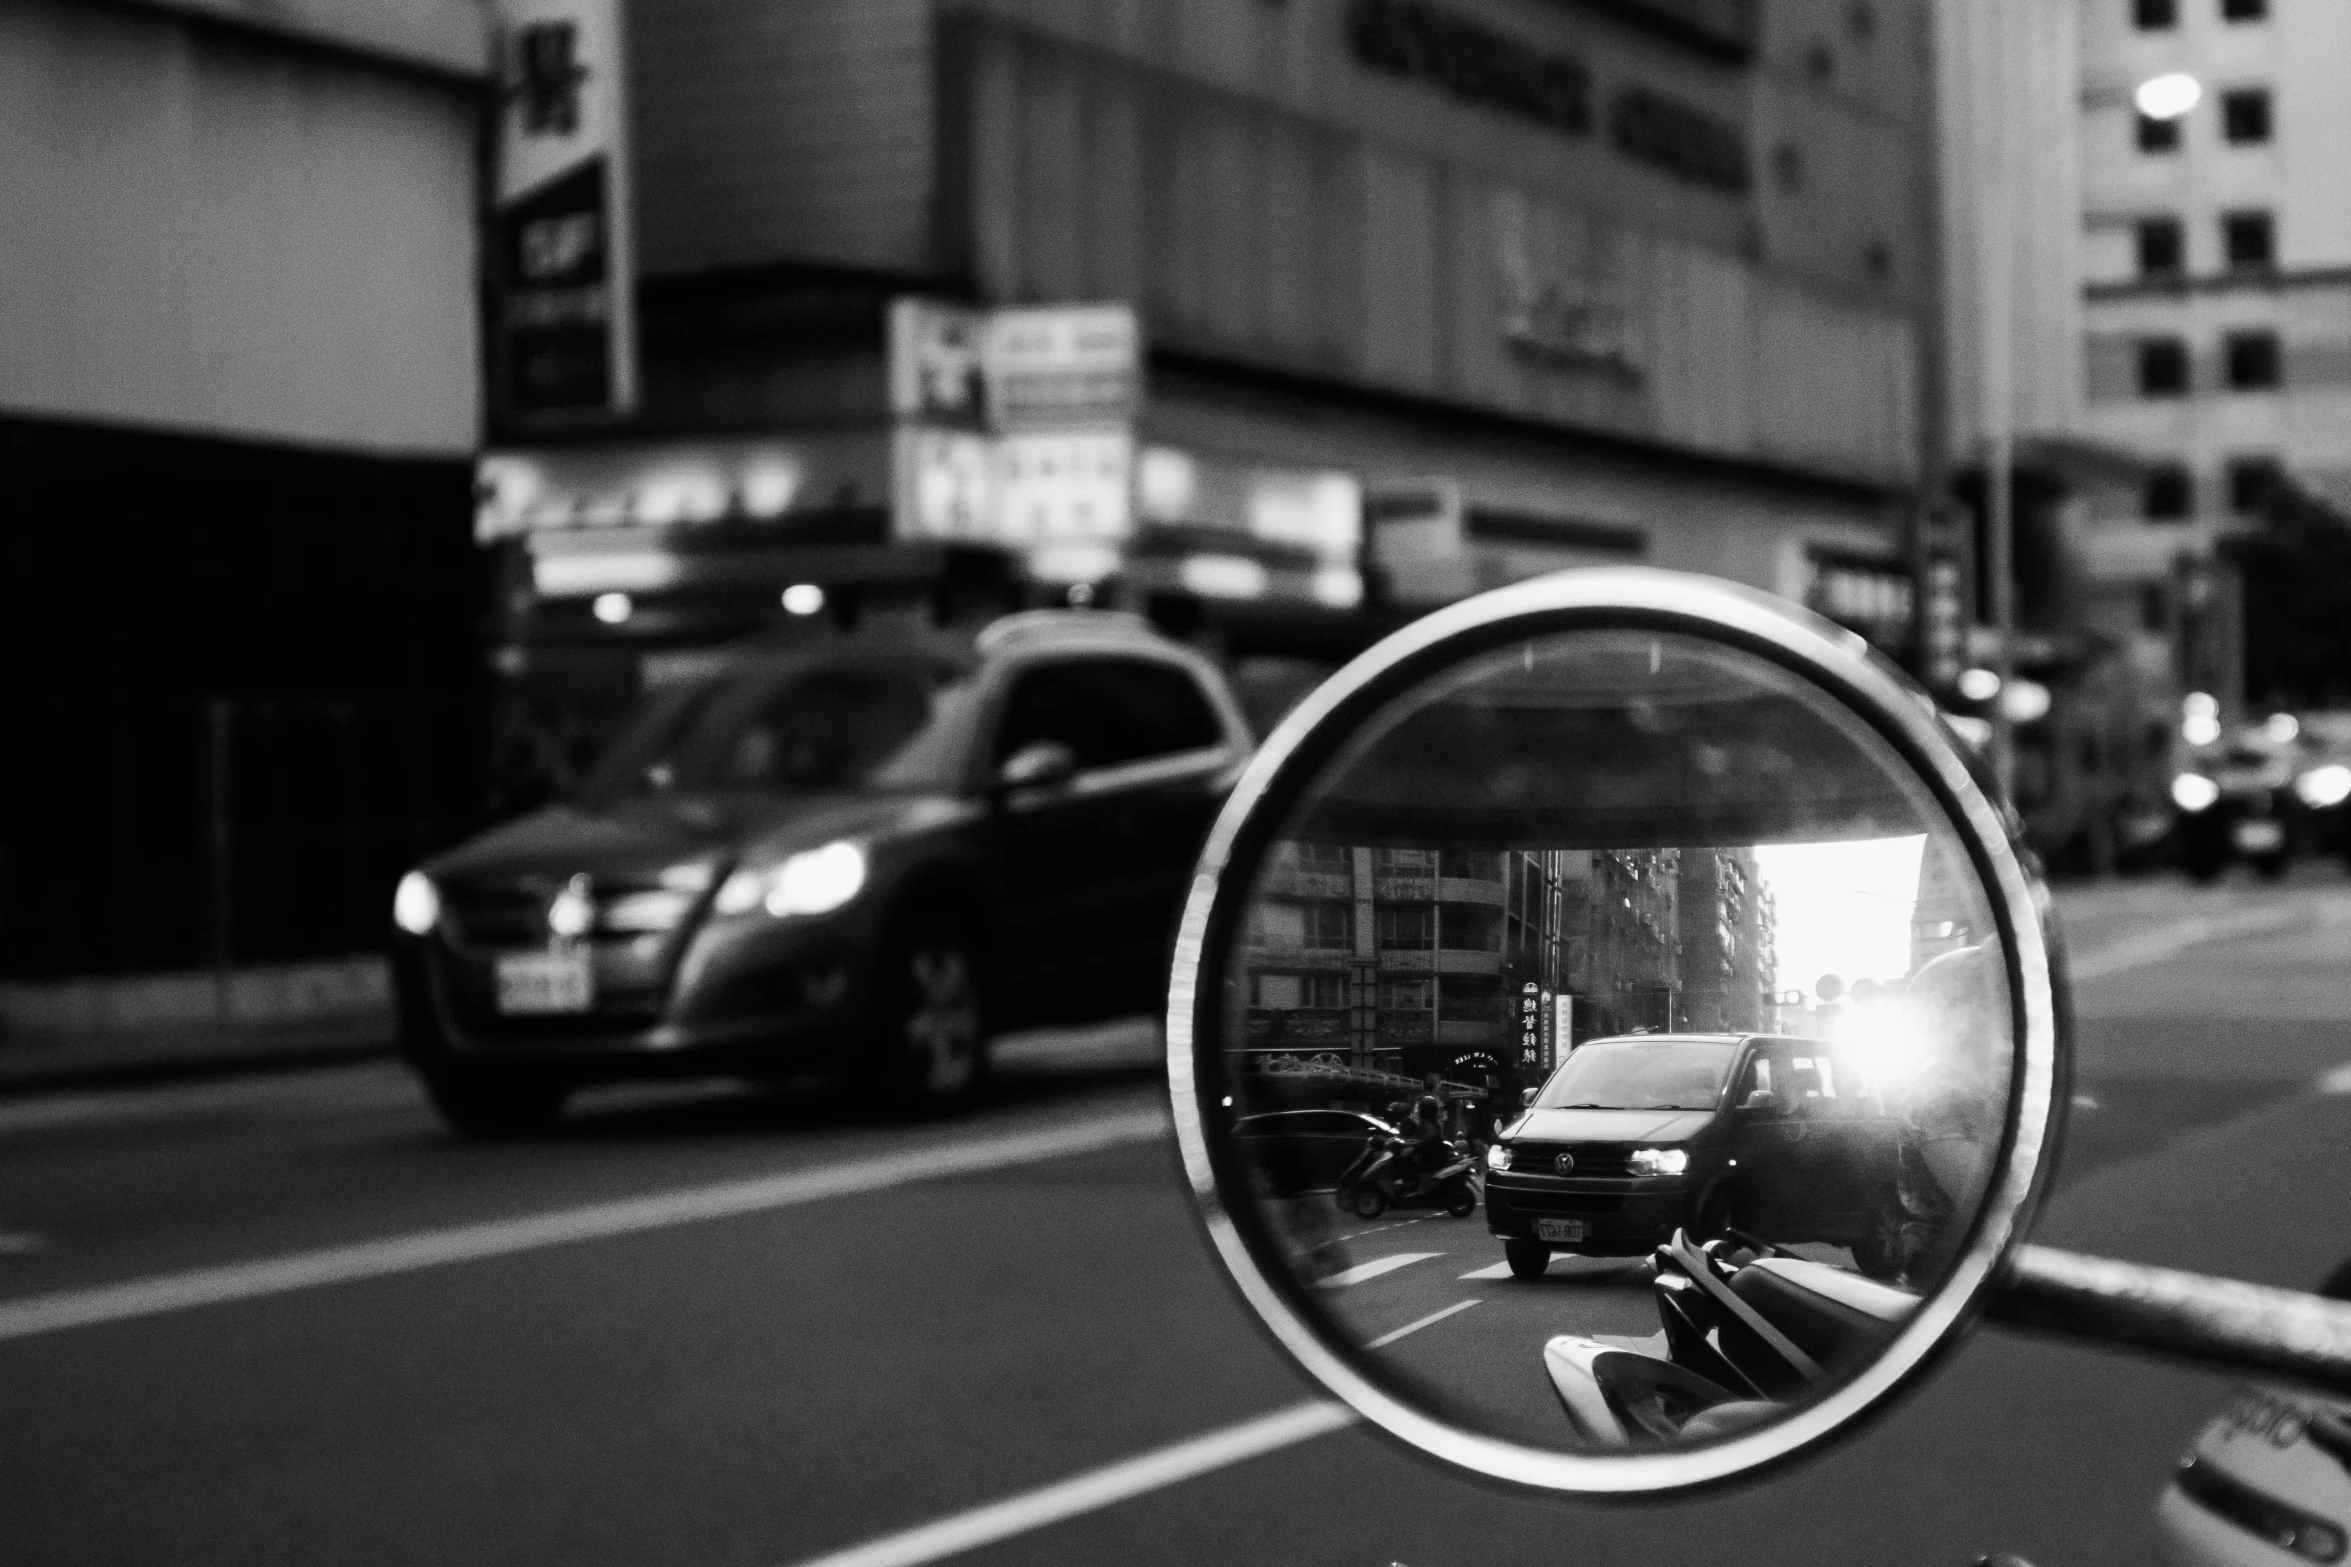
[714, 841, 868, 918]
[1629, 1147, 1689, 1177]
[392, 870, 440, 936]
[1486, 1144, 1513, 1172]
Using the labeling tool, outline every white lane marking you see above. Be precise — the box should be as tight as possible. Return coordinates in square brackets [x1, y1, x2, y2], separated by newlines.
[1316, 1252, 1440, 1289]
[2318, 1064, 2351, 1095]
[1366, 1299, 1481, 1348]
[2070, 903, 2308, 981]
[780, 1401, 1356, 1567]
[0, 1109, 1165, 1345]
[1458, 1259, 1515, 1280]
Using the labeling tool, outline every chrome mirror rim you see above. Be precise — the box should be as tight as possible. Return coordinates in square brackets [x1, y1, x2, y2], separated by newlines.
[1164, 565, 2065, 1495]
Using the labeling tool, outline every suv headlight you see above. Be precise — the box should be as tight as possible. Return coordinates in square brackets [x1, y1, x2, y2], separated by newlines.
[2296, 764, 2351, 809]
[1628, 1147, 1689, 1177]
[392, 870, 440, 936]
[715, 841, 868, 918]
[1485, 1144, 1512, 1172]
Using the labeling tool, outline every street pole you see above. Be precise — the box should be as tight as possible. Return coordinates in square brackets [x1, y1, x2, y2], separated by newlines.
[1973, 0, 2019, 801]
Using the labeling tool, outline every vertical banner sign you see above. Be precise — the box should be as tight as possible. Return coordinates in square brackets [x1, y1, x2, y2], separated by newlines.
[1517, 982, 1542, 1078]
[492, 0, 637, 421]
[1554, 993, 1573, 1066]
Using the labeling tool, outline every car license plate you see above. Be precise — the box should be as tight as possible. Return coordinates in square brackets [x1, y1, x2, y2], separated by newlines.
[495, 949, 593, 1014]
[1535, 1218, 1587, 1244]
[2235, 819, 2285, 853]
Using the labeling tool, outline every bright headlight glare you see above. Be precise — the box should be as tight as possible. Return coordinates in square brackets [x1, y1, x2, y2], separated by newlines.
[392, 870, 440, 935]
[714, 867, 767, 915]
[1486, 1144, 1513, 1172]
[2172, 772, 2221, 813]
[765, 842, 866, 917]
[2297, 764, 2351, 808]
[1629, 1147, 1690, 1177]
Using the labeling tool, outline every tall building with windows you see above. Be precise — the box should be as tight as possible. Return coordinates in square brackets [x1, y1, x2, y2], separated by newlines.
[2079, 0, 2351, 707]
[1241, 844, 1509, 1086]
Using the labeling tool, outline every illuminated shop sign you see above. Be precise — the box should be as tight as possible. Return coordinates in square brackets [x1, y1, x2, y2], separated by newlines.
[1806, 549, 1918, 655]
[890, 301, 1143, 579]
[476, 431, 888, 541]
[1346, 0, 1749, 192]
[1133, 447, 1365, 609]
[490, 0, 637, 421]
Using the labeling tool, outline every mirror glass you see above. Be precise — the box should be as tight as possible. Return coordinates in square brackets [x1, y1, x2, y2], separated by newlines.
[1207, 628, 2014, 1454]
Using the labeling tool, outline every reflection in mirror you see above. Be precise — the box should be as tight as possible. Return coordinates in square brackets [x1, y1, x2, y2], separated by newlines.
[1214, 630, 2013, 1453]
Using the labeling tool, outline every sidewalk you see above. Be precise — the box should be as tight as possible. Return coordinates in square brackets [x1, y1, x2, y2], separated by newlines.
[0, 957, 395, 1093]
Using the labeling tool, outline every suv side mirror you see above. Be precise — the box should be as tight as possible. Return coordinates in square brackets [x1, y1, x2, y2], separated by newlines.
[996, 740, 1079, 792]
[1521, 1087, 1539, 1107]
[1737, 1088, 1781, 1115]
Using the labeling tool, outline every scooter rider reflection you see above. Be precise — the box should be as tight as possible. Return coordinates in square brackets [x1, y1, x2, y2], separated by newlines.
[1895, 944, 2006, 1279]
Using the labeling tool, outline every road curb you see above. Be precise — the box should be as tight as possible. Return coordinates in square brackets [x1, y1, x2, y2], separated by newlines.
[0, 1027, 397, 1098]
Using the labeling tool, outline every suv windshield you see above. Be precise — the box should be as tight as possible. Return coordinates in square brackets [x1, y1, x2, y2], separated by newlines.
[581, 656, 978, 803]
[1531, 1038, 1739, 1113]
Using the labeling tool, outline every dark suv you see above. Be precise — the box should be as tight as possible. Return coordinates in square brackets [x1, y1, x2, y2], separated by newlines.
[1483, 1032, 1908, 1280]
[390, 612, 1250, 1134]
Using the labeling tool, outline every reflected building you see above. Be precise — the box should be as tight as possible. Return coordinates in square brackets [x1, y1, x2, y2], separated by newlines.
[1242, 844, 1509, 1090]
[1675, 847, 1770, 1034]
[1247, 840, 1798, 1105]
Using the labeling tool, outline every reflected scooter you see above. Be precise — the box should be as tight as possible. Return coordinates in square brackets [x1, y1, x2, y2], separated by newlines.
[1543, 1229, 1917, 1446]
[1333, 1128, 1480, 1221]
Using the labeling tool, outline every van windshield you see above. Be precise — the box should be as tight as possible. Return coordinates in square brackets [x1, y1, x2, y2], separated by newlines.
[1531, 1038, 1739, 1113]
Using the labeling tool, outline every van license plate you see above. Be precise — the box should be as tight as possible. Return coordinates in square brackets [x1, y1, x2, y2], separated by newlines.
[496, 949, 593, 1014]
[2234, 820, 2285, 853]
[1536, 1218, 1587, 1244]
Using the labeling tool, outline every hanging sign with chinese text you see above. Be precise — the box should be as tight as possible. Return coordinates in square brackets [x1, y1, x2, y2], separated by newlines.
[491, 0, 637, 422]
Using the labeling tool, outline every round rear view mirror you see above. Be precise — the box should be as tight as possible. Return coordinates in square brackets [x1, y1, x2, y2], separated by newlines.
[1167, 569, 2064, 1495]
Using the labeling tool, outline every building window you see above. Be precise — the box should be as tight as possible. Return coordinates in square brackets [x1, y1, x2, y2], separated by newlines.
[1301, 901, 1354, 949]
[2136, 217, 2185, 276]
[1300, 973, 1347, 1009]
[2139, 338, 2191, 395]
[1379, 978, 1432, 1010]
[2228, 454, 2284, 511]
[2221, 0, 2267, 20]
[1375, 904, 1432, 949]
[2222, 88, 2273, 144]
[2223, 210, 2275, 269]
[1295, 842, 1350, 867]
[2225, 330, 2282, 389]
[2144, 465, 2194, 520]
[2137, 112, 2182, 153]
[2134, 0, 2177, 25]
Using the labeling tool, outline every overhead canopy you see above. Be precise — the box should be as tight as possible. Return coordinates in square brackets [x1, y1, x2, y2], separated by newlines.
[1287, 657, 1934, 851]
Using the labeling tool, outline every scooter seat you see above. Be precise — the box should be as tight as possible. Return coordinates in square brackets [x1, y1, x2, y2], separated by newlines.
[1728, 1256, 1916, 1369]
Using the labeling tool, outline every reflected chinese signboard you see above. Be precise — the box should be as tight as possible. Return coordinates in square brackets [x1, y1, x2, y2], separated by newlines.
[491, 0, 637, 423]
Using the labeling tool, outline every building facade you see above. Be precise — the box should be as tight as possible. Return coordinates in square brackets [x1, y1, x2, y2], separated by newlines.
[480, 0, 1946, 792]
[0, 0, 492, 979]
[1240, 837, 1780, 1108]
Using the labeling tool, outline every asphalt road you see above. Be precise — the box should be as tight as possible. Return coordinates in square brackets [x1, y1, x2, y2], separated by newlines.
[4, 872, 2350, 1567]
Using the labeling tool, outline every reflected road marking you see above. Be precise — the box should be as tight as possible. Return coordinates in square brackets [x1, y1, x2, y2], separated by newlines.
[1366, 1298, 1481, 1348]
[1317, 1252, 1440, 1289]
[780, 1401, 1357, 1567]
[1458, 1259, 1517, 1280]
[0, 1109, 1166, 1344]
